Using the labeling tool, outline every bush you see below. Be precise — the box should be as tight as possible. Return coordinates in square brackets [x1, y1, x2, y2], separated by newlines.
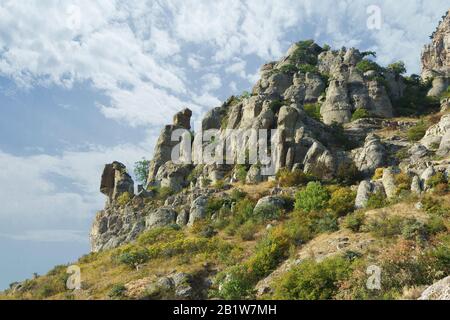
[343, 211, 366, 232]
[237, 220, 259, 241]
[216, 265, 254, 300]
[245, 227, 291, 280]
[235, 165, 248, 182]
[395, 172, 412, 195]
[407, 120, 428, 141]
[372, 168, 384, 180]
[308, 211, 339, 233]
[356, 59, 382, 73]
[279, 64, 298, 74]
[426, 172, 447, 188]
[277, 168, 313, 187]
[298, 64, 319, 74]
[351, 108, 371, 121]
[269, 100, 284, 113]
[335, 162, 362, 186]
[295, 182, 330, 213]
[116, 247, 150, 269]
[304, 103, 321, 121]
[253, 204, 282, 222]
[387, 61, 407, 76]
[134, 158, 150, 185]
[368, 215, 402, 237]
[366, 191, 387, 209]
[329, 187, 356, 216]
[273, 256, 353, 300]
[108, 284, 127, 299]
[116, 192, 132, 206]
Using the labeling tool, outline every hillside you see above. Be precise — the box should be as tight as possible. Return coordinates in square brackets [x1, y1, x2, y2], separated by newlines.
[1, 10, 450, 301]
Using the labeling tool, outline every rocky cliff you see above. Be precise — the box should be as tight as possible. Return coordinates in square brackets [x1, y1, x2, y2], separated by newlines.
[422, 10, 450, 96]
[5, 11, 449, 301]
[90, 25, 450, 253]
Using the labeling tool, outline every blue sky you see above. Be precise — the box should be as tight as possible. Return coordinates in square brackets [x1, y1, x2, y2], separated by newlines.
[0, 0, 448, 290]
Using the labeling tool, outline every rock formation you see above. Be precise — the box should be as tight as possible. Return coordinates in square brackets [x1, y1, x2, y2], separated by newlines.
[422, 10, 450, 96]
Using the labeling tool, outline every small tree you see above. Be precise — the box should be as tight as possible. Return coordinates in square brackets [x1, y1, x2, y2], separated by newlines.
[134, 158, 150, 185]
[295, 182, 330, 213]
[387, 61, 407, 76]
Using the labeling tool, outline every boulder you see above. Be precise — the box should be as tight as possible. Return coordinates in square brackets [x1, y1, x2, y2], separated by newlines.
[303, 141, 335, 180]
[411, 175, 423, 194]
[246, 164, 263, 184]
[145, 208, 177, 229]
[155, 162, 192, 192]
[419, 276, 450, 300]
[352, 134, 386, 176]
[173, 108, 192, 129]
[321, 80, 352, 125]
[254, 196, 285, 213]
[188, 196, 209, 226]
[382, 167, 397, 199]
[100, 162, 134, 204]
[421, 114, 450, 149]
[355, 180, 373, 209]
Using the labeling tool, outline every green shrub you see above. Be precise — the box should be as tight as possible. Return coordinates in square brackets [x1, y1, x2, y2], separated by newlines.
[335, 162, 362, 186]
[235, 165, 248, 182]
[279, 64, 298, 74]
[245, 227, 291, 280]
[116, 247, 150, 269]
[343, 211, 366, 232]
[351, 108, 371, 121]
[277, 168, 313, 187]
[356, 59, 382, 73]
[366, 191, 387, 209]
[422, 196, 449, 216]
[441, 85, 450, 99]
[253, 204, 282, 222]
[308, 211, 339, 233]
[134, 158, 150, 185]
[295, 182, 330, 213]
[329, 187, 356, 216]
[216, 265, 254, 300]
[387, 61, 407, 76]
[290, 40, 318, 65]
[273, 256, 353, 300]
[304, 103, 321, 121]
[108, 284, 127, 299]
[298, 64, 319, 74]
[407, 120, 428, 141]
[368, 215, 408, 238]
[269, 100, 284, 113]
[237, 220, 259, 241]
[205, 197, 227, 217]
[116, 192, 132, 206]
[426, 172, 448, 188]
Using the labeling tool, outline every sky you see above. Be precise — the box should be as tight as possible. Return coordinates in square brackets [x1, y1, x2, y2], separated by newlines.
[0, 0, 448, 290]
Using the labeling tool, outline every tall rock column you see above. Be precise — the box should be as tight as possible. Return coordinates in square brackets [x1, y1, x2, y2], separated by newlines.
[421, 10, 450, 97]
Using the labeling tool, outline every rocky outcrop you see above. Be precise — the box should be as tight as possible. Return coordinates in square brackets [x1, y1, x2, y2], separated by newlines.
[100, 162, 134, 205]
[303, 141, 336, 180]
[382, 167, 397, 199]
[147, 108, 193, 184]
[90, 203, 146, 252]
[419, 276, 450, 300]
[421, 114, 450, 150]
[421, 11, 450, 96]
[254, 196, 285, 213]
[352, 134, 386, 176]
[188, 195, 208, 227]
[145, 207, 177, 229]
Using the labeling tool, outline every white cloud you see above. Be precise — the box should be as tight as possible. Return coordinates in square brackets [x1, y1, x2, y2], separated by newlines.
[0, 229, 88, 243]
[201, 73, 222, 92]
[0, 142, 150, 235]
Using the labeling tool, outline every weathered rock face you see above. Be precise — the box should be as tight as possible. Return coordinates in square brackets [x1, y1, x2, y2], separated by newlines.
[419, 276, 450, 300]
[352, 134, 386, 176]
[155, 162, 192, 192]
[421, 10, 450, 96]
[421, 114, 450, 150]
[145, 207, 177, 229]
[303, 141, 336, 180]
[90, 203, 146, 252]
[100, 162, 134, 205]
[188, 195, 208, 227]
[254, 196, 285, 213]
[147, 108, 193, 184]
